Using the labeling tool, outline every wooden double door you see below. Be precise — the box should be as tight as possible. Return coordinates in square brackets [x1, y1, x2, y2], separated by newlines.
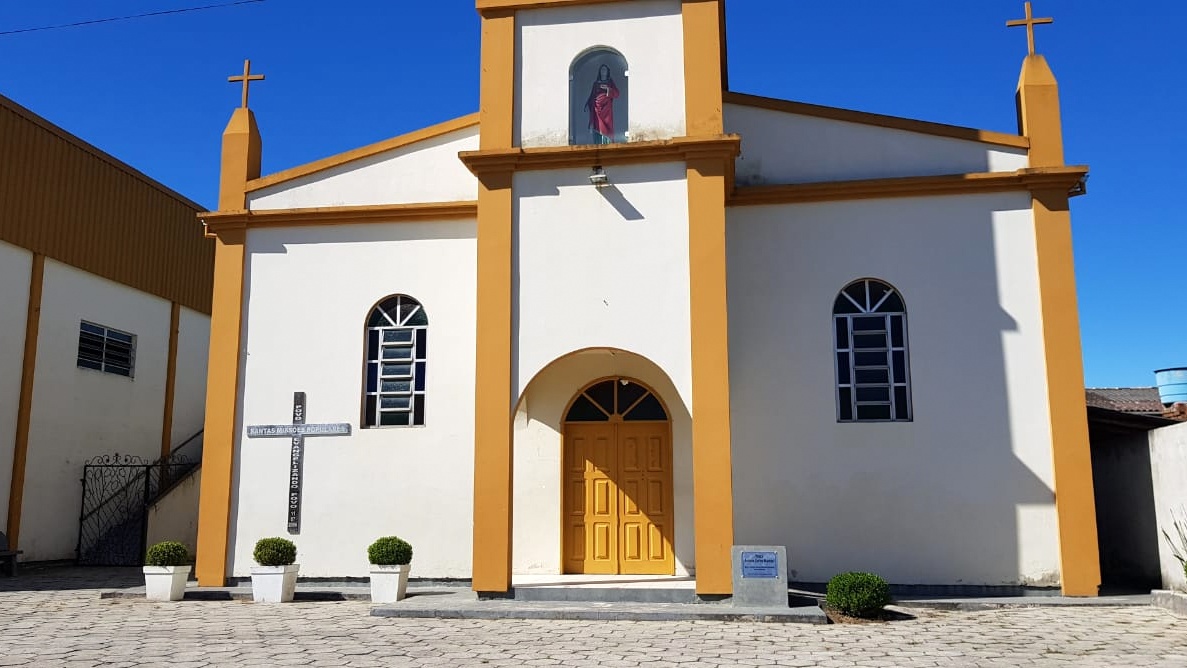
[562, 379, 674, 575]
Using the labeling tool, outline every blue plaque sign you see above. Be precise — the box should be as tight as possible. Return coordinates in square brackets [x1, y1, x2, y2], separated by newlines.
[740, 550, 779, 579]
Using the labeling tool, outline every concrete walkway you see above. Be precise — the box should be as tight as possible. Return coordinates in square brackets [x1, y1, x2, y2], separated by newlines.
[100, 580, 830, 624]
[3, 565, 1184, 667]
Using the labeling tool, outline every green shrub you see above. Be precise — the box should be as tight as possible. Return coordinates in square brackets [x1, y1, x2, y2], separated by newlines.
[367, 536, 413, 566]
[253, 537, 297, 566]
[145, 541, 190, 567]
[826, 572, 891, 617]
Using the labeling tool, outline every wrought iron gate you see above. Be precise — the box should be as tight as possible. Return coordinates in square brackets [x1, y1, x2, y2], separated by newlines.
[76, 450, 196, 566]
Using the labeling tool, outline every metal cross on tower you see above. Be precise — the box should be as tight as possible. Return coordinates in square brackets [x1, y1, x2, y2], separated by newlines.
[227, 58, 265, 108]
[1007, 1, 1054, 56]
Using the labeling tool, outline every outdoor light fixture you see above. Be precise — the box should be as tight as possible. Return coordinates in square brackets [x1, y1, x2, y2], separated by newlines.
[589, 165, 609, 188]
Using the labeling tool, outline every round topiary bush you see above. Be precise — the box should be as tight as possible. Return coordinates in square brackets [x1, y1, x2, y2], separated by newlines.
[826, 572, 891, 617]
[367, 536, 413, 566]
[145, 540, 190, 567]
[253, 537, 297, 566]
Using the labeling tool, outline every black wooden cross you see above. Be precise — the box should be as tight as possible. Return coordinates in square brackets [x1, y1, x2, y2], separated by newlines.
[245, 392, 351, 534]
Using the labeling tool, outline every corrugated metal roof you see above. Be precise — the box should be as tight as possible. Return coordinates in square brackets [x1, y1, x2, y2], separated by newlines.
[0, 93, 213, 314]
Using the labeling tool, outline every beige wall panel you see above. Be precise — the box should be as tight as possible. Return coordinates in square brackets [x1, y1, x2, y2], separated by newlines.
[21, 260, 171, 560]
[147, 468, 202, 559]
[171, 307, 211, 448]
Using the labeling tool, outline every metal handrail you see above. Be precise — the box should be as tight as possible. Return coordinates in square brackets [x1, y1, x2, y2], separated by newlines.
[76, 428, 205, 564]
[77, 429, 204, 522]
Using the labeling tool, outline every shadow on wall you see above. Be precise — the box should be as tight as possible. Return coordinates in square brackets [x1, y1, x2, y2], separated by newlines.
[726, 194, 1059, 587]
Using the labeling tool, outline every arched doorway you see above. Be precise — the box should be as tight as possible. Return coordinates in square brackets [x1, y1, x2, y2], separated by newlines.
[562, 377, 674, 575]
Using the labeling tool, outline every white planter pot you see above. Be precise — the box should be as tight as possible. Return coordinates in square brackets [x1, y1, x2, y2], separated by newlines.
[143, 565, 191, 601]
[369, 563, 411, 603]
[250, 564, 300, 603]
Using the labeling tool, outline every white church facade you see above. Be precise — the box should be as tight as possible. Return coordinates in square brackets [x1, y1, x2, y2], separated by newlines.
[196, 0, 1101, 597]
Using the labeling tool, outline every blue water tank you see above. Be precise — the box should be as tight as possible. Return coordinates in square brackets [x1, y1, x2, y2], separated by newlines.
[1155, 367, 1187, 405]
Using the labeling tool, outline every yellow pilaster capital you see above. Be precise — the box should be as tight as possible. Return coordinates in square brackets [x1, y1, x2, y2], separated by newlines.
[218, 108, 263, 211]
[1015, 55, 1064, 168]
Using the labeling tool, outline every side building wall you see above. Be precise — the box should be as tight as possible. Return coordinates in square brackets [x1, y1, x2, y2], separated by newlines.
[725, 192, 1062, 586]
[21, 260, 171, 560]
[8, 257, 210, 561]
[1150, 421, 1187, 590]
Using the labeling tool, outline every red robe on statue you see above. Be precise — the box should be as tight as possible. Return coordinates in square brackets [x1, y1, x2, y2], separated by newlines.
[585, 76, 620, 138]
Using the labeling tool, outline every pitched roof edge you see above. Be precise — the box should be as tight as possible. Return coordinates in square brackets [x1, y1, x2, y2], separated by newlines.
[245, 112, 481, 194]
[0, 93, 204, 211]
[1086, 406, 1178, 430]
[723, 91, 1030, 150]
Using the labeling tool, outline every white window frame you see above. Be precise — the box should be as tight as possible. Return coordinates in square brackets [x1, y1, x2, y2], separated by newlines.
[833, 279, 912, 422]
[77, 321, 136, 378]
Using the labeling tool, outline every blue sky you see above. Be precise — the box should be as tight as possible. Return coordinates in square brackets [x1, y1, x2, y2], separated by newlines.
[2, 1, 1184, 387]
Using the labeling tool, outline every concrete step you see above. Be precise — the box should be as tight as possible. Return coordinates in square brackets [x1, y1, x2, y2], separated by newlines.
[513, 584, 698, 604]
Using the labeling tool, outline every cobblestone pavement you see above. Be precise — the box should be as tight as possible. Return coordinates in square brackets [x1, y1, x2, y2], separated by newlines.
[1, 570, 1185, 667]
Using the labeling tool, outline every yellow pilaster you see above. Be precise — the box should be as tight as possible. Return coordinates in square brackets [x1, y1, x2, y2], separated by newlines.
[6, 253, 44, 548]
[1017, 54, 1100, 596]
[195, 104, 260, 587]
[159, 303, 181, 462]
[471, 7, 517, 595]
[683, 0, 735, 596]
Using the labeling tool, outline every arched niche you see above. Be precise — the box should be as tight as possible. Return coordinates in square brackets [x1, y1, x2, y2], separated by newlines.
[569, 48, 629, 145]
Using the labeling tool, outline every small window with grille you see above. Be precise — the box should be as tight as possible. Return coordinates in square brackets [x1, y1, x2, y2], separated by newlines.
[833, 279, 912, 422]
[77, 321, 136, 378]
[362, 295, 427, 428]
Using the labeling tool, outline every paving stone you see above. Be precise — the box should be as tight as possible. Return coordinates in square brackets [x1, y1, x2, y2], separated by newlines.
[2, 566, 1187, 666]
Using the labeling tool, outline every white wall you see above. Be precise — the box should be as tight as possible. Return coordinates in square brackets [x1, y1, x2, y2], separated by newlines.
[726, 193, 1061, 586]
[147, 468, 202, 559]
[0, 241, 32, 534]
[247, 126, 480, 210]
[513, 349, 695, 575]
[516, 0, 686, 147]
[229, 220, 477, 578]
[21, 260, 171, 560]
[1150, 421, 1187, 590]
[724, 103, 1030, 187]
[170, 307, 210, 447]
[513, 162, 692, 411]
[510, 162, 695, 576]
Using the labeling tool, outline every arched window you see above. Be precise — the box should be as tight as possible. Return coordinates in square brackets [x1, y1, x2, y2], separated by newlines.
[363, 295, 427, 427]
[565, 378, 668, 422]
[570, 48, 629, 145]
[833, 279, 912, 422]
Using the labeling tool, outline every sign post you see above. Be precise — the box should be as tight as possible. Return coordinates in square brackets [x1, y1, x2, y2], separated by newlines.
[731, 545, 789, 608]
